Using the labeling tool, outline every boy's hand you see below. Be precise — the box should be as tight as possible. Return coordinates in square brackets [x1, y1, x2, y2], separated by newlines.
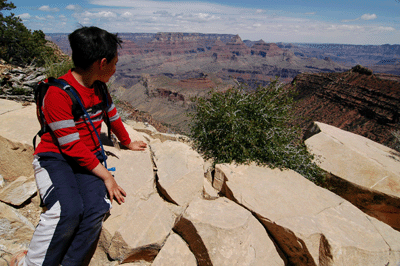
[126, 140, 147, 151]
[104, 175, 126, 204]
[91, 163, 126, 204]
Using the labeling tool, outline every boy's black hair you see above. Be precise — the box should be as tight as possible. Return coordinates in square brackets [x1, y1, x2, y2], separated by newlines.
[68, 26, 123, 70]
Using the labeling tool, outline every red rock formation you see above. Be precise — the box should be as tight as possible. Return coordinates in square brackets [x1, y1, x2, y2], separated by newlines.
[144, 32, 207, 55]
[209, 39, 232, 60]
[251, 40, 284, 57]
[174, 77, 216, 90]
[225, 35, 251, 56]
[291, 66, 400, 149]
[119, 40, 143, 56]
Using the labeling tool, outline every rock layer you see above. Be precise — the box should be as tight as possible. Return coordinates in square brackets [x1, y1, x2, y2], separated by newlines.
[292, 67, 400, 149]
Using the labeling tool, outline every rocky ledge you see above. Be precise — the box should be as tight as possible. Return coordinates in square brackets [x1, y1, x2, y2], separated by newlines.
[292, 65, 400, 150]
[0, 65, 46, 102]
[0, 99, 400, 266]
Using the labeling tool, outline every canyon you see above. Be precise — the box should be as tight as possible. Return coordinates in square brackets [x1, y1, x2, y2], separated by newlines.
[44, 32, 400, 149]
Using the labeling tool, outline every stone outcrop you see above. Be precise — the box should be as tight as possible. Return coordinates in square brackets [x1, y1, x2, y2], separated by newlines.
[0, 201, 35, 265]
[304, 121, 400, 231]
[1, 98, 400, 266]
[213, 163, 400, 265]
[119, 40, 144, 56]
[251, 40, 285, 57]
[174, 197, 285, 266]
[292, 67, 400, 150]
[0, 65, 46, 102]
[151, 140, 204, 206]
[0, 175, 37, 206]
[225, 35, 251, 56]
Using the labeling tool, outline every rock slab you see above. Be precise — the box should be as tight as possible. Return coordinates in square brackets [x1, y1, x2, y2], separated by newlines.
[215, 163, 400, 265]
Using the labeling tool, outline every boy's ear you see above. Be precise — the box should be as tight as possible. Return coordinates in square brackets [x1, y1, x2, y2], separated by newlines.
[99, 58, 108, 69]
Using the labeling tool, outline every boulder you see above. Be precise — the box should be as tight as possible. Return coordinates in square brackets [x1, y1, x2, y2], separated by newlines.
[99, 125, 177, 264]
[126, 120, 190, 143]
[214, 163, 400, 265]
[0, 175, 37, 206]
[151, 140, 204, 206]
[0, 135, 34, 182]
[103, 193, 181, 264]
[152, 232, 197, 266]
[0, 201, 35, 264]
[173, 197, 285, 266]
[304, 121, 400, 230]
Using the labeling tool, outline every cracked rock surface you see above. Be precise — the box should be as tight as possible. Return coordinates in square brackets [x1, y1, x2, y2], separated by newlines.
[1, 98, 400, 266]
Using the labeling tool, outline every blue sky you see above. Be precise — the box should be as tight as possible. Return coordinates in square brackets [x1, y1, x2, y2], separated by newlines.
[6, 0, 400, 45]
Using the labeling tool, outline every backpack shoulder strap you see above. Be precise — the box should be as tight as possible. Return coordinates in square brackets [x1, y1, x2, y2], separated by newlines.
[50, 78, 84, 120]
[33, 77, 81, 149]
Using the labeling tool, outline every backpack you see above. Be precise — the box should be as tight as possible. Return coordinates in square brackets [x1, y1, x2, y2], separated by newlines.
[33, 77, 112, 168]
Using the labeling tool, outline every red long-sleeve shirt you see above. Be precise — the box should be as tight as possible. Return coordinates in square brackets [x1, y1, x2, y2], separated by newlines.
[34, 70, 131, 170]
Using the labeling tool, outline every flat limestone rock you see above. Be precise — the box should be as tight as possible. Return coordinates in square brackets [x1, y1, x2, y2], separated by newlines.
[304, 121, 400, 230]
[0, 103, 38, 145]
[0, 175, 37, 206]
[152, 232, 197, 266]
[305, 121, 400, 197]
[174, 197, 285, 266]
[103, 193, 180, 264]
[0, 99, 24, 115]
[215, 163, 400, 265]
[151, 140, 204, 206]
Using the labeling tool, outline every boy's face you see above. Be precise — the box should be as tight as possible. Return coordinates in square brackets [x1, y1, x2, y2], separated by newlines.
[99, 55, 118, 83]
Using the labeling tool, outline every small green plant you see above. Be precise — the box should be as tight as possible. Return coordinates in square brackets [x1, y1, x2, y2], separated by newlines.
[44, 58, 74, 78]
[189, 79, 323, 182]
[12, 86, 30, 95]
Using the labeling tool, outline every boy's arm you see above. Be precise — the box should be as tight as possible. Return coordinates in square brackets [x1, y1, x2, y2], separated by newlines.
[105, 100, 147, 151]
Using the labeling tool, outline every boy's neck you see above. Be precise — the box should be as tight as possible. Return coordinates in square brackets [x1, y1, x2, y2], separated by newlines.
[72, 67, 97, 88]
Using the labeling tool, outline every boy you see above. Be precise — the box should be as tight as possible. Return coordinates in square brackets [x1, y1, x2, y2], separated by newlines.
[11, 26, 147, 266]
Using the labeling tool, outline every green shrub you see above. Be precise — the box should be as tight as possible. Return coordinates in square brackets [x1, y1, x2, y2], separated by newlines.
[44, 58, 74, 78]
[12, 86, 30, 95]
[0, 0, 54, 66]
[189, 79, 323, 182]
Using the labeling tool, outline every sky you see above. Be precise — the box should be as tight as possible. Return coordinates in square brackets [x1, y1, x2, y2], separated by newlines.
[5, 0, 400, 45]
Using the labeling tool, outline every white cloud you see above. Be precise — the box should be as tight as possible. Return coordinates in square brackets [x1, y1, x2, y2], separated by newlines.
[81, 11, 118, 19]
[194, 13, 220, 21]
[122, 12, 133, 18]
[305, 12, 316, 15]
[18, 13, 31, 19]
[342, 13, 377, 22]
[374, 26, 395, 32]
[361, 13, 377, 20]
[38, 5, 60, 12]
[46, 15, 55, 20]
[66, 5, 82, 11]
[35, 16, 47, 21]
